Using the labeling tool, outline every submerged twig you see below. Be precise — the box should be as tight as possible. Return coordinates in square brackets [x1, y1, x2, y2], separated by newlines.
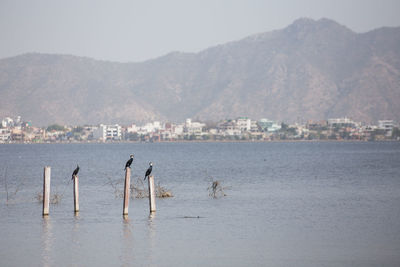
[105, 175, 173, 199]
[105, 176, 124, 198]
[35, 188, 63, 205]
[3, 166, 24, 204]
[130, 177, 147, 198]
[206, 171, 228, 198]
[155, 181, 173, 198]
[50, 192, 62, 204]
[208, 180, 226, 198]
[130, 178, 173, 198]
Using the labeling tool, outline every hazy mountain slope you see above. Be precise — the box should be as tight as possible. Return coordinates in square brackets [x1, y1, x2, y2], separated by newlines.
[0, 54, 162, 125]
[0, 18, 399, 125]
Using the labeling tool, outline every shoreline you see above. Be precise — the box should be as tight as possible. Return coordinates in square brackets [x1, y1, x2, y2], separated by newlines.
[1, 139, 398, 145]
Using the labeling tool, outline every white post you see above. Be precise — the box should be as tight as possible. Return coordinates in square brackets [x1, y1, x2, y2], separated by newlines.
[123, 168, 131, 215]
[148, 175, 156, 212]
[73, 175, 79, 212]
[43, 166, 51, 216]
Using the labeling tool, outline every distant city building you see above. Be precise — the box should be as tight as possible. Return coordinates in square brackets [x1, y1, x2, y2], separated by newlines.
[378, 120, 395, 136]
[15, 116, 22, 126]
[378, 120, 394, 130]
[0, 128, 11, 142]
[306, 120, 328, 130]
[126, 124, 138, 133]
[237, 117, 251, 132]
[0, 114, 399, 143]
[258, 118, 281, 132]
[328, 117, 358, 128]
[93, 124, 122, 141]
[184, 118, 206, 136]
[250, 120, 259, 132]
[217, 120, 241, 136]
[2, 117, 14, 128]
[11, 128, 24, 141]
[174, 124, 184, 135]
[135, 121, 163, 135]
[153, 121, 161, 130]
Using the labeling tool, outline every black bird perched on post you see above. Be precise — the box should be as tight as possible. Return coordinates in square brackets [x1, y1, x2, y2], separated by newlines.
[71, 165, 79, 180]
[124, 154, 134, 170]
[144, 162, 153, 180]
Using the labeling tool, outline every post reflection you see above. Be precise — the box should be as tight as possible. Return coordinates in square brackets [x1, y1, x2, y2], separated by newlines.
[148, 212, 156, 231]
[72, 212, 81, 251]
[41, 216, 53, 267]
[122, 215, 134, 266]
[147, 212, 156, 265]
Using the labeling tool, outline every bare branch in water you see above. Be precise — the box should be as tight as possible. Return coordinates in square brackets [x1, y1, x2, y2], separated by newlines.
[35, 191, 63, 204]
[35, 192, 43, 202]
[50, 193, 62, 204]
[3, 167, 25, 204]
[155, 181, 173, 198]
[130, 177, 173, 199]
[104, 175, 173, 199]
[105, 176, 124, 198]
[130, 177, 147, 198]
[207, 179, 228, 198]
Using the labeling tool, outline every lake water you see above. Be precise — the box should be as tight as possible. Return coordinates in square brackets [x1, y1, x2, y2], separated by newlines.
[0, 142, 400, 266]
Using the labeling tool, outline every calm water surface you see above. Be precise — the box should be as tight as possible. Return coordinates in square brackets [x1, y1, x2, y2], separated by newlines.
[0, 142, 400, 266]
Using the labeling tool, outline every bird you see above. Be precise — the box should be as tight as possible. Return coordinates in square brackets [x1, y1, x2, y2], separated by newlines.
[144, 162, 153, 180]
[71, 165, 79, 180]
[124, 154, 134, 170]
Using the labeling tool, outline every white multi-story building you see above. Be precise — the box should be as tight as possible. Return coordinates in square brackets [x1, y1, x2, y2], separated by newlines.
[328, 117, 358, 128]
[174, 124, 184, 135]
[217, 120, 241, 136]
[187, 122, 205, 135]
[258, 118, 281, 132]
[15, 116, 22, 126]
[126, 124, 138, 133]
[93, 124, 122, 141]
[0, 128, 11, 142]
[137, 121, 163, 134]
[378, 120, 395, 136]
[184, 118, 205, 136]
[1, 117, 14, 128]
[161, 122, 184, 139]
[250, 120, 259, 132]
[153, 121, 161, 130]
[378, 120, 394, 130]
[237, 117, 251, 132]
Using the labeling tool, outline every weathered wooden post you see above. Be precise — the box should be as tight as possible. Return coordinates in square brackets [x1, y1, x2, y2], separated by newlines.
[148, 175, 156, 212]
[73, 175, 79, 213]
[42, 166, 51, 216]
[123, 168, 131, 215]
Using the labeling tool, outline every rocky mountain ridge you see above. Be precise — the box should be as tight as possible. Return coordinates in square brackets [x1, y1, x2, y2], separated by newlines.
[0, 18, 399, 125]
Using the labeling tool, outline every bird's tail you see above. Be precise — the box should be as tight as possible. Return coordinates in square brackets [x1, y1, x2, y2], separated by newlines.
[144, 176, 147, 181]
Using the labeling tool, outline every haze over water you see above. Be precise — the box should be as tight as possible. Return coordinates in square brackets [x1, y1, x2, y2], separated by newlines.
[1, 142, 400, 266]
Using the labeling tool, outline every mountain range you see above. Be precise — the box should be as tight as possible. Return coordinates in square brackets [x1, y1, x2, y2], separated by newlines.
[0, 18, 399, 126]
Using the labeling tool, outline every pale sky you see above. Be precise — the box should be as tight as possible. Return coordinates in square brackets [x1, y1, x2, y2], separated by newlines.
[0, 0, 399, 62]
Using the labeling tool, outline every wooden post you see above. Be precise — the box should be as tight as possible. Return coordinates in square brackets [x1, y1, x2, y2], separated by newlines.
[73, 175, 79, 212]
[123, 168, 131, 215]
[42, 166, 51, 216]
[148, 175, 156, 212]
